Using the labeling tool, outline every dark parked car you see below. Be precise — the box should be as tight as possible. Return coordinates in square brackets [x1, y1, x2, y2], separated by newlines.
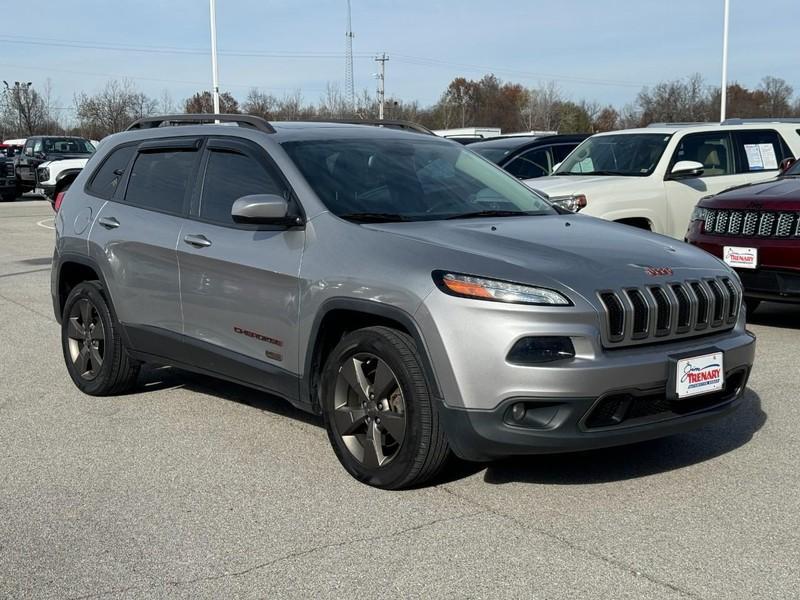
[0, 144, 22, 201]
[686, 157, 800, 312]
[468, 134, 589, 179]
[16, 136, 95, 192]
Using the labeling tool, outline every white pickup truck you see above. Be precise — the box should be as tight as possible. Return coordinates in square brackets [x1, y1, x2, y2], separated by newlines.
[530, 120, 800, 239]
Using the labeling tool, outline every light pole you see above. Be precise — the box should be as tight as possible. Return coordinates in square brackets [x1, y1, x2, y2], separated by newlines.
[209, 0, 221, 114]
[720, 0, 730, 122]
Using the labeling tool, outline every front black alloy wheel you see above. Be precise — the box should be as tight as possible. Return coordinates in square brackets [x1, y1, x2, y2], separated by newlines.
[61, 281, 140, 395]
[321, 326, 450, 489]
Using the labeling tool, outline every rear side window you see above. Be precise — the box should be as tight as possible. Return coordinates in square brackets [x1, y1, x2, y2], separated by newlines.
[733, 130, 792, 172]
[87, 145, 137, 199]
[199, 149, 286, 225]
[505, 147, 552, 179]
[124, 150, 197, 215]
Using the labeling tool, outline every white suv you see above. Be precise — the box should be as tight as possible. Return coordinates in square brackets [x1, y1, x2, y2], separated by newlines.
[530, 119, 800, 239]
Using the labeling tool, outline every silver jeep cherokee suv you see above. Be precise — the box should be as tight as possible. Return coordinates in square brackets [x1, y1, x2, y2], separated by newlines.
[52, 114, 756, 489]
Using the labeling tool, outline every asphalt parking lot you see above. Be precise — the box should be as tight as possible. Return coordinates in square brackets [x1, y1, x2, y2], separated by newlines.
[1, 199, 798, 600]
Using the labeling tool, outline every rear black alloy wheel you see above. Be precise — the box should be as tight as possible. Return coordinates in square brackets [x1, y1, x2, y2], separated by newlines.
[333, 353, 407, 469]
[321, 326, 450, 489]
[66, 298, 105, 380]
[61, 281, 140, 396]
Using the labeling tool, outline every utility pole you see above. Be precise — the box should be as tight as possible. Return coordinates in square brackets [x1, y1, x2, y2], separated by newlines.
[720, 0, 730, 122]
[345, 0, 355, 112]
[375, 53, 388, 120]
[209, 0, 221, 114]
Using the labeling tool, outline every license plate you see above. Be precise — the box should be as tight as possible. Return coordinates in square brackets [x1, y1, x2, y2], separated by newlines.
[676, 352, 724, 399]
[34, 188, 45, 195]
[723, 246, 757, 269]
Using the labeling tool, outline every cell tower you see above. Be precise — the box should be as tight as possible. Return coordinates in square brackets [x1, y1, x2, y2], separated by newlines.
[345, 0, 355, 111]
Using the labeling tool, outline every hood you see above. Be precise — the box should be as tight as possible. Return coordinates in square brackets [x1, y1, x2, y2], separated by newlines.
[706, 177, 800, 202]
[526, 174, 644, 197]
[363, 214, 728, 300]
[39, 158, 89, 171]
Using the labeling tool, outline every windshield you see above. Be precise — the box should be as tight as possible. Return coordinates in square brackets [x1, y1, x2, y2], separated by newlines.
[42, 138, 95, 154]
[556, 133, 671, 177]
[281, 137, 555, 222]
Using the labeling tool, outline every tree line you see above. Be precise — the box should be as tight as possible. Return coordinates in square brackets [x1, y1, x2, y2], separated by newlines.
[2, 73, 799, 140]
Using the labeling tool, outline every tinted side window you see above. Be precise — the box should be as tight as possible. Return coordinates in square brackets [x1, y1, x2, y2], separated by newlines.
[734, 130, 790, 172]
[199, 150, 286, 225]
[672, 132, 733, 177]
[552, 143, 578, 164]
[505, 147, 551, 179]
[87, 145, 137, 199]
[124, 150, 197, 215]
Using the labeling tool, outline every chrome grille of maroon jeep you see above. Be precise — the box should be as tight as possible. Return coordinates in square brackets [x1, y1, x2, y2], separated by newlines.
[597, 277, 740, 347]
[704, 209, 799, 238]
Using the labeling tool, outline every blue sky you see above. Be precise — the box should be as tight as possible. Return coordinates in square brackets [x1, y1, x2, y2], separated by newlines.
[2, 0, 798, 118]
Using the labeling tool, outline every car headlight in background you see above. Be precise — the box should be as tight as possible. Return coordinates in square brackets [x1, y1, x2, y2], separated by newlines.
[37, 167, 50, 182]
[690, 206, 708, 222]
[433, 271, 572, 306]
[547, 194, 587, 212]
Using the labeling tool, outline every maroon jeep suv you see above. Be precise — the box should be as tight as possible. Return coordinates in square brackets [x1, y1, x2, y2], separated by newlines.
[686, 158, 800, 312]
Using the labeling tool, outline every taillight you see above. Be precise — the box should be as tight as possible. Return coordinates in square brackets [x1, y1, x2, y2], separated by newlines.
[54, 191, 66, 212]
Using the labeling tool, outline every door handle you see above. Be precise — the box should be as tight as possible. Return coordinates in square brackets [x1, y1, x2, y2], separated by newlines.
[183, 234, 212, 248]
[98, 216, 120, 229]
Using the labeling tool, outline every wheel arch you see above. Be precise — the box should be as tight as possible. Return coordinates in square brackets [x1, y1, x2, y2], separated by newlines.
[54, 253, 115, 324]
[302, 298, 442, 413]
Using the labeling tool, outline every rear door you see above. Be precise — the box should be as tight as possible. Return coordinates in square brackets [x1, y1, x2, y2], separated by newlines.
[177, 136, 305, 397]
[89, 137, 201, 348]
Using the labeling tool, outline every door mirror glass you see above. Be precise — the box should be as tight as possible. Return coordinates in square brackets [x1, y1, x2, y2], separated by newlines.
[670, 160, 705, 179]
[24, 147, 33, 157]
[231, 194, 293, 225]
[780, 157, 796, 172]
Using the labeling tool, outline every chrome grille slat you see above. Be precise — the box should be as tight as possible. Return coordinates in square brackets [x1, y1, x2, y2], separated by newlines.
[598, 276, 740, 347]
[702, 209, 799, 238]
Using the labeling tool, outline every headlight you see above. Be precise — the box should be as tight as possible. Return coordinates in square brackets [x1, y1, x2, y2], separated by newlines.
[38, 167, 50, 182]
[547, 194, 587, 213]
[690, 206, 708, 222]
[433, 271, 572, 306]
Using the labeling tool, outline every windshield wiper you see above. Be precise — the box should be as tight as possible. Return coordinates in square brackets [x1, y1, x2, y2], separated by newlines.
[559, 170, 631, 176]
[338, 212, 411, 223]
[445, 210, 528, 220]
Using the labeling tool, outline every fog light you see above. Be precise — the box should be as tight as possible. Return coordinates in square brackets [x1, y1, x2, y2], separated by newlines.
[511, 402, 526, 422]
[507, 336, 575, 365]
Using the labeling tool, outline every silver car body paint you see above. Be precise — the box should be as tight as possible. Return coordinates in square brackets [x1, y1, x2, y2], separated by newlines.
[52, 121, 756, 458]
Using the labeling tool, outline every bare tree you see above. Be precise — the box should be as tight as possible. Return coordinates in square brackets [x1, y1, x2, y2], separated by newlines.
[1, 80, 54, 136]
[159, 89, 175, 114]
[242, 88, 277, 119]
[184, 90, 239, 114]
[74, 79, 157, 138]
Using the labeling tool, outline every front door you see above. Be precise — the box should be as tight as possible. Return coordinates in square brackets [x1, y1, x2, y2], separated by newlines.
[177, 137, 304, 398]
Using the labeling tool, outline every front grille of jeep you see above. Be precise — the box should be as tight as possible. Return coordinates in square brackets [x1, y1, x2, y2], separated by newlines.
[597, 277, 740, 348]
[704, 209, 800, 238]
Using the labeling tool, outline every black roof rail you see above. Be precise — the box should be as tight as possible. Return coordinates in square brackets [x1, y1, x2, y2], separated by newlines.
[126, 113, 276, 134]
[319, 119, 435, 135]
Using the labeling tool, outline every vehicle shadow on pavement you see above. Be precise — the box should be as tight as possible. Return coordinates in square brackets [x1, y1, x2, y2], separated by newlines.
[747, 302, 800, 329]
[137, 365, 324, 428]
[480, 391, 765, 486]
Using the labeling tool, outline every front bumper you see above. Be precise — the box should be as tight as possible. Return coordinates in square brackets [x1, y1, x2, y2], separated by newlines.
[686, 222, 800, 302]
[416, 286, 756, 461]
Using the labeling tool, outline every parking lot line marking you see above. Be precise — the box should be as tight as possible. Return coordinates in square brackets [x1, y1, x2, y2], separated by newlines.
[36, 217, 55, 230]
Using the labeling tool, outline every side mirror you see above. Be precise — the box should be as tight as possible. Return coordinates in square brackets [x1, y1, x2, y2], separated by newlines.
[780, 157, 796, 172]
[231, 194, 300, 226]
[24, 148, 33, 157]
[669, 160, 705, 179]
[551, 162, 562, 173]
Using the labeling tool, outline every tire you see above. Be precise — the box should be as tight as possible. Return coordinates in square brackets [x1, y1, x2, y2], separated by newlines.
[61, 281, 140, 396]
[745, 298, 761, 314]
[0, 193, 14, 202]
[320, 326, 450, 489]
